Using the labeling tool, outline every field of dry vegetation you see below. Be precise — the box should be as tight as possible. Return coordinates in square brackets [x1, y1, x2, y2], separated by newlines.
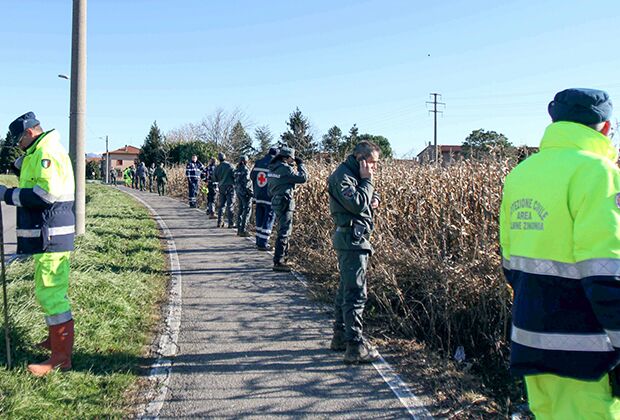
[165, 158, 521, 415]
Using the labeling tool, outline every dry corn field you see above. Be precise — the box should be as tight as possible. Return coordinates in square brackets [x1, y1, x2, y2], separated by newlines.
[165, 159, 514, 375]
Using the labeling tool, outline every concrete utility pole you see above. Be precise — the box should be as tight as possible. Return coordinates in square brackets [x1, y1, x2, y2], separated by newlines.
[69, 0, 87, 235]
[105, 135, 109, 184]
[426, 93, 445, 164]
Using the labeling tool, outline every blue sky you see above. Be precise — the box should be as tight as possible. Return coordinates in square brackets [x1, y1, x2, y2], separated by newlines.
[1, 0, 619, 157]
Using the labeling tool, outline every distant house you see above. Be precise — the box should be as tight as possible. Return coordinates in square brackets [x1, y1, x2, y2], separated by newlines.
[416, 143, 463, 164]
[101, 145, 141, 177]
[417, 143, 539, 164]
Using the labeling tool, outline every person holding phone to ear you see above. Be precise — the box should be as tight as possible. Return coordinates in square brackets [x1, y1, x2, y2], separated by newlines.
[328, 141, 381, 364]
[268, 146, 308, 272]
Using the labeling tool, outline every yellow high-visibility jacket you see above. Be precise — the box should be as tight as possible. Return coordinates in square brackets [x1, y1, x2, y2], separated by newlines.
[3, 129, 75, 254]
[500, 121, 620, 380]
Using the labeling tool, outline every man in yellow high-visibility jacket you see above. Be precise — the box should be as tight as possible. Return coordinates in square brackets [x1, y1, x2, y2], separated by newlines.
[1, 112, 75, 376]
[500, 89, 620, 418]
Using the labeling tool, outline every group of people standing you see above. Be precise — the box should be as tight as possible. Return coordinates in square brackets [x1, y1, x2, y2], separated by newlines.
[118, 162, 168, 196]
[185, 142, 384, 365]
[184, 147, 308, 273]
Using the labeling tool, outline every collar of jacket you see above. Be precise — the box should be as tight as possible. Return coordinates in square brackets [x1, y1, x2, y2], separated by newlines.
[26, 129, 56, 155]
[344, 154, 361, 177]
[269, 159, 289, 170]
[540, 121, 617, 162]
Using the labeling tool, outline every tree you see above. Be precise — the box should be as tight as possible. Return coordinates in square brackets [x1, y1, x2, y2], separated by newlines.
[338, 124, 359, 158]
[199, 108, 249, 146]
[139, 121, 165, 166]
[280, 108, 316, 159]
[165, 140, 217, 165]
[228, 121, 254, 162]
[86, 160, 101, 180]
[321, 125, 343, 156]
[358, 134, 393, 159]
[462, 129, 513, 158]
[254, 125, 273, 157]
[0, 130, 23, 174]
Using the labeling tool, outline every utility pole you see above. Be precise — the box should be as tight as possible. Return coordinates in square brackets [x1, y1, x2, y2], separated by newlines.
[69, 0, 87, 235]
[426, 93, 445, 164]
[105, 135, 109, 184]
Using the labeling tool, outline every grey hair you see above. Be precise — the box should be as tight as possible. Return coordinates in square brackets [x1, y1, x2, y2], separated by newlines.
[352, 141, 380, 159]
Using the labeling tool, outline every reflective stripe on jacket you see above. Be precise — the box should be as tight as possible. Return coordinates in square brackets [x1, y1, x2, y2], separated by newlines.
[3, 130, 75, 254]
[500, 121, 620, 380]
[185, 161, 203, 180]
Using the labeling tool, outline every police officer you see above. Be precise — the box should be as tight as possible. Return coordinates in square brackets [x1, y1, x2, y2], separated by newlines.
[130, 164, 137, 189]
[0, 112, 75, 376]
[268, 146, 307, 272]
[328, 141, 381, 364]
[136, 162, 147, 191]
[148, 163, 156, 192]
[185, 155, 204, 208]
[234, 155, 253, 237]
[214, 152, 235, 228]
[154, 163, 167, 196]
[500, 88, 620, 418]
[202, 157, 218, 219]
[251, 147, 277, 250]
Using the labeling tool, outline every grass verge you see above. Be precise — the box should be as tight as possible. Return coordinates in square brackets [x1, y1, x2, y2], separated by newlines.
[0, 184, 167, 418]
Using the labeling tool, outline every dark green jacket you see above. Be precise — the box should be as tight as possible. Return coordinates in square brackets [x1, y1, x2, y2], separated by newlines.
[268, 159, 308, 211]
[214, 161, 235, 187]
[234, 164, 253, 198]
[154, 167, 167, 183]
[328, 155, 376, 252]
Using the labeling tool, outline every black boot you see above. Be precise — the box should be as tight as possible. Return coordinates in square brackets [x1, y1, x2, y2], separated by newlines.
[273, 262, 292, 272]
[330, 329, 346, 351]
[344, 341, 380, 364]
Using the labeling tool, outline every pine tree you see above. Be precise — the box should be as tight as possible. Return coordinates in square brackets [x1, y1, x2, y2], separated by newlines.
[0, 130, 24, 174]
[338, 124, 359, 158]
[139, 121, 165, 166]
[229, 121, 254, 162]
[280, 107, 316, 159]
[254, 125, 273, 157]
[321, 125, 343, 156]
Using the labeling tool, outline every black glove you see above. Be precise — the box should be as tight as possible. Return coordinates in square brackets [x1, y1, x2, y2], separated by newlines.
[294, 157, 303, 165]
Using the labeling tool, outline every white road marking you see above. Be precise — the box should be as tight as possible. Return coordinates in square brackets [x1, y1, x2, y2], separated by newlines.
[125, 191, 183, 420]
[129, 189, 434, 419]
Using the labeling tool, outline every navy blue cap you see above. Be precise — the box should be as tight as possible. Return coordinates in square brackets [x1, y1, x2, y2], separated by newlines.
[9, 111, 40, 140]
[268, 147, 278, 156]
[548, 88, 613, 125]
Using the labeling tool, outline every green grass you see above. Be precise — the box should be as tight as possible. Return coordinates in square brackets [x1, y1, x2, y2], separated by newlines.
[0, 184, 167, 418]
[0, 175, 18, 188]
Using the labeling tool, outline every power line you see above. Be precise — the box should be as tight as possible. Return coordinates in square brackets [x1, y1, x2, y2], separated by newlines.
[426, 93, 445, 163]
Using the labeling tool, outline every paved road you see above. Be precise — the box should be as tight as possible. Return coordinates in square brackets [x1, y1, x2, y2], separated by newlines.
[121, 187, 415, 419]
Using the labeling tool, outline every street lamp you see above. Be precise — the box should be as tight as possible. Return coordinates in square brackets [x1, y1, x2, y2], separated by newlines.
[98, 136, 109, 183]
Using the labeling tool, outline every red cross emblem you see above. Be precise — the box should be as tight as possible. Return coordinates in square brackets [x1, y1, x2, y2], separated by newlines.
[257, 172, 268, 187]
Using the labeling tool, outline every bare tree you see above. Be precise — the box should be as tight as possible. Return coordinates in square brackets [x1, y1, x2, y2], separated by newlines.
[166, 122, 203, 143]
[199, 108, 252, 150]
